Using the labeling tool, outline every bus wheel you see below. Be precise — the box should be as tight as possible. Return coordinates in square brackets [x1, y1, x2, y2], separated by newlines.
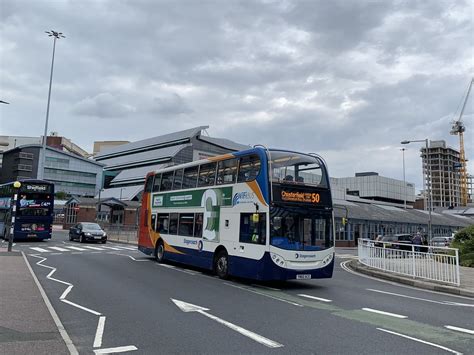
[214, 250, 229, 279]
[155, 240, 165, 263]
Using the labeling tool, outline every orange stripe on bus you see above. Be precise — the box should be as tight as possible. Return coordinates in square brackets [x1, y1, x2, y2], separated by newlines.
[246, 180, 267, 206]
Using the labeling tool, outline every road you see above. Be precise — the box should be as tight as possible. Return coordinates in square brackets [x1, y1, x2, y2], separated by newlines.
[9, 231, 474, 354]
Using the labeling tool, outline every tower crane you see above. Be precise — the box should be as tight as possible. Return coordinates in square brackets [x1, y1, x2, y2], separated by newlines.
[450, 78, 473, 206]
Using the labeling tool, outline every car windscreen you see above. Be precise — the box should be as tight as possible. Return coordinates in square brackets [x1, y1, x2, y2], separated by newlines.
[82, 223, 102, 231]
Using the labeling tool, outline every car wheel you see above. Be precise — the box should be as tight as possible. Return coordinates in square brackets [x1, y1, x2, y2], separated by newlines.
[214, 250, 229, 279]
[102, 240, 107, 244]
[69, 234, 73, 241]
[79, 234, 84, 243]
[155, 240, 165, 263]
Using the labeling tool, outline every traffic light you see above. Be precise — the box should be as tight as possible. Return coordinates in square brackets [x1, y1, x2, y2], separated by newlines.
[342, 217, 348, 226]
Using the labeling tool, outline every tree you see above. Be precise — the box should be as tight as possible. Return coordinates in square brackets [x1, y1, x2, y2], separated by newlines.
[55, 191, 68, 200]
[452, 225, 474, 267]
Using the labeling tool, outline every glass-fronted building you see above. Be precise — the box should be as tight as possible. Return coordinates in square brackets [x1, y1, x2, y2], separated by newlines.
[0, 144, 104, 197]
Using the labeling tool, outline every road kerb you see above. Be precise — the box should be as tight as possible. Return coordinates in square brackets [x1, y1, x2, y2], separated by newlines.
[348, 259, 474, 299]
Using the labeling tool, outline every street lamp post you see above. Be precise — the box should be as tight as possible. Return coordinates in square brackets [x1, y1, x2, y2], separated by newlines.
[400, 148, 407, 209]
[7, 181, 22, 252]
[401, 139, 432, 242]
[38, 30, 65, 180]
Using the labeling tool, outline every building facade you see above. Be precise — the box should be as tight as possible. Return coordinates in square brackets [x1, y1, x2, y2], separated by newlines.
[331, 172, 416, 206]
[93, 126, 250, 200]
[0, 145, 104, 197]
[421, 140, 461, 208]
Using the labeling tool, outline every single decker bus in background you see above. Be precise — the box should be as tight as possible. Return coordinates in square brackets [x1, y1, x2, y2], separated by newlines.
[0, 179, 54, 241]
[138, 147, 334, 281]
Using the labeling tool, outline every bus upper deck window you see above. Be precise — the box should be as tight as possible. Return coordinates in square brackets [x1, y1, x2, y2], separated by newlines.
[182, 166, 199, 189]
[198, 163, 217, 187]
[237, 155, 261, 182]
[161, 171, 174, 191]
[217, 158, 238, 185]
[145, 175, 154, 193]
[152, 174, 161, 192]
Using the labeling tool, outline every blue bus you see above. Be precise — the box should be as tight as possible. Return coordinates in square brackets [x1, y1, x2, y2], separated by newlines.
[0, 179, 54, 241]
[138, 147, 335, 281]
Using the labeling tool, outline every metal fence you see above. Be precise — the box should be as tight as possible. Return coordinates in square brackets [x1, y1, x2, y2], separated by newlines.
[101, 224, 138, 244]
[358, 238, 460, 286]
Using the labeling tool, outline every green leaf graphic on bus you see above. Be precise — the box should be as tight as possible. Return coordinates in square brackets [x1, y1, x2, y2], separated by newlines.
[202, 189, 223, 242]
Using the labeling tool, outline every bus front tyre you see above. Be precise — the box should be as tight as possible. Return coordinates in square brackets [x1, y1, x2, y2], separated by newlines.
[155, 241, 165, 263]
[214, 251, 229, 279]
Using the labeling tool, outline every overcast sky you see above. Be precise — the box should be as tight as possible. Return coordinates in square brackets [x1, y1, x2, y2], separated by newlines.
[1, 0, 472, 192]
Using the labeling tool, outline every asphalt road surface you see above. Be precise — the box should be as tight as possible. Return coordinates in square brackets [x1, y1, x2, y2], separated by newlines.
[9, 231, 474, 354]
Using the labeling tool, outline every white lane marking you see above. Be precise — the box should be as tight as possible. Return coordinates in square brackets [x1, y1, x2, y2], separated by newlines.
[156, 263, 196, 275]
[30, 255, 102, 316]
[71, 252, 83, 255]
[49, 246, 70, 252]
[340, 260, 474, 301]
[83, 246, 105, 250]
[61, 299, 102, 316]
[362, 308, 407, 319]
[100, 246, 123, 250]
[377, 328, 462, 355]
[251, 284, 281, 291]
[94, 346, 138, 354]
[159, 264, 176, 269]
[113, 246, 136, 250]
[93, 316, 106, 348]
[50, 252, 63, 255]
[224, 282, 302, 307]
[23, 253, 79, 355]
[30, 247, 50, 253]
[366, 289, 474, 307]
[172, 299, 283, 348]
[445, 325, 474, 335]
[60, 285, 73, 300]
[65, 246, 87, 251]
[298, 294, 332, 303]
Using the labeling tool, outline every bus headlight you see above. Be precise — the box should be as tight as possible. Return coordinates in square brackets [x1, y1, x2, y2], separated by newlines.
[270, 253, 286, 268]
[322, 253, 333, 265]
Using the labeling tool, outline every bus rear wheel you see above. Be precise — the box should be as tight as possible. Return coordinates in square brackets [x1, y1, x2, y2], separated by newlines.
[155, 240, 165, 263]
[214, 251, 229, 279]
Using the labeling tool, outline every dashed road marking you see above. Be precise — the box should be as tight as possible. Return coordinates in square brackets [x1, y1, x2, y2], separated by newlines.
[49, 246, 70, 252]
[93, 345, 138, 354]
[298, 294, 332, 303]
[65, 246, 87, 251]
[93, 316, 107, 348]
[83, 246, 105, 251]
[362, 308, 407, 319]
[30, 247, 50, 253]
[377, 328, 462, 354]
[444, 325, 474, 335]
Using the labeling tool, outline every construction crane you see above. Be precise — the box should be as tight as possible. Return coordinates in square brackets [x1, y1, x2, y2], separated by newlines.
[450, 78, 473, 206]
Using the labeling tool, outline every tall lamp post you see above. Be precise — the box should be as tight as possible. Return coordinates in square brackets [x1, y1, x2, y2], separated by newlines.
[401, 139, 432, 242]
[38, 30, 65, 180]
[400, 148, 407, 209]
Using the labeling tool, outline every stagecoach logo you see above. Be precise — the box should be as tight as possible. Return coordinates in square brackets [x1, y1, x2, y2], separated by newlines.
[153, 195, 163, 207]
[26, 185, 47, 191]
[184, 238, 198, 246]
[232, 192, 256, 206]
[295, 253, 317, 259]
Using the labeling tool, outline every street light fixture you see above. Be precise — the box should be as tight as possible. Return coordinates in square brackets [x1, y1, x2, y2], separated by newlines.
[401, 139, 432, 242]
[38, 30, 65, 180]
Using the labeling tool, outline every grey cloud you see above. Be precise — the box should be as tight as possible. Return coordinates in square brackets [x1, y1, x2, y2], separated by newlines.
[71, 93, 136, 118]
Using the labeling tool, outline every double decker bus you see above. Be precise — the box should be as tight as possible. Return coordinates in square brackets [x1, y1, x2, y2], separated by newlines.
[0, 179, 54, 241]
[138, 147, 334, 280]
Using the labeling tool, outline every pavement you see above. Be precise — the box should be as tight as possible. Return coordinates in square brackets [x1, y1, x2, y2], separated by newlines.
[349, 259, 474, 298]
[0, 250, 73, 355]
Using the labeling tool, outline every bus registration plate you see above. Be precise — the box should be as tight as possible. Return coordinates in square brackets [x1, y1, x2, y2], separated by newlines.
[296, 274, 311, 280]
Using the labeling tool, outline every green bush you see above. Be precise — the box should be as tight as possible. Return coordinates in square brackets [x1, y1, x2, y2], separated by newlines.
[452, 225, 474, 267]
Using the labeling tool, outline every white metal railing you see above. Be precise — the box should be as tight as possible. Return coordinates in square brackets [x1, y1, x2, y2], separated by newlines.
[358, 238, 460, 286]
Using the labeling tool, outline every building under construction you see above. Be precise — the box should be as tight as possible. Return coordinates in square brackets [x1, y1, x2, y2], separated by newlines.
[421, 140, 464, 208]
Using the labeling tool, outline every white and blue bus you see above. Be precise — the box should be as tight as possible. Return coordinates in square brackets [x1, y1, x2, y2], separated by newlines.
[138, 147, 335, 281]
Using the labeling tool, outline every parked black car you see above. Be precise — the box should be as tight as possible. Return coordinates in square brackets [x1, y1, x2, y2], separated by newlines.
[69, 222, 107, 243]
[374, 234, 413, 250]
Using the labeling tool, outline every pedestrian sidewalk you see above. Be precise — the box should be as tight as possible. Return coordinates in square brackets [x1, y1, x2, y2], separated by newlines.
[349, 259, 474, 298]
[0, 251, 73, 354]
